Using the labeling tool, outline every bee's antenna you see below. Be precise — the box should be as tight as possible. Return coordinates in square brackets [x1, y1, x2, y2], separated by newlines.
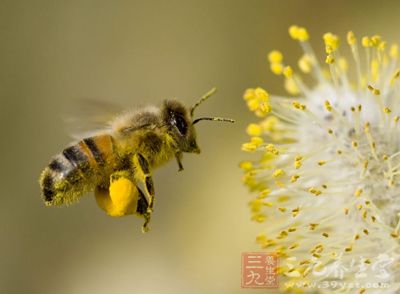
[190, 87, 217, 117]
[193, 117, 235, 124]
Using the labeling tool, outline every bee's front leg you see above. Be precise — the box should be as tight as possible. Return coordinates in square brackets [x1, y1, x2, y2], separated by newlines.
[175, 152, 184, 171]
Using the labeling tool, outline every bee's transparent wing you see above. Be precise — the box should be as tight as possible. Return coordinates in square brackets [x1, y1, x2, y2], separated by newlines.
[64, 98, 124, 140]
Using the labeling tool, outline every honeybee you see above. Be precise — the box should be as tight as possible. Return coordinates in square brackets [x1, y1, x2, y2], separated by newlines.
[39, 88, 234, 232]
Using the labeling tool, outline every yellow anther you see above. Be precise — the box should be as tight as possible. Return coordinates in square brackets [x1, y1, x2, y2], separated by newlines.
[345, 246, 353, 252]
[246, 123, 262, 136]
[250, 136, 264, 146]
[383, 154, 389, 160]
[352, 141, 358, 148]
[309, 223, 319, 230]
[268, 50, 283, 63]
[243, 88, 255, 101]
[395, 116, 400, 123]
[292, 101, 306, 110]
[258, 189, 271, 199]
[255, 87, 269, 100]
[278, 230, 288, 238]
[298, 54, 313, 73]
[384, 107, 392, 114]
[288, 25, 309, 41]
[283, 66, 294, 78]
[347, 31, 356, 45]
[241, 142, 256, 152]
[297, 27, 309, 41]
[324, 100, 333, 112]
[371, 35, 381, 46]
[290, 174, 300, 183]
[273, 169, 285, 178]
[362, 36, 372, 47]
[295, 155, 303, 161]
[292, 207, 300, 217]
[246, 98, 259, 111]
[363, 229, 369, 235]
[308, 187, 322, 196]
[378, 41, 386, 51]
[391, 70, 400, 85]
[265, 144, 279, 155]
[328, 129, 333, 135]
[239, 161, 253, 171]
[270, 62, 284, 75]
[364, 122, 370, 132]
[322, 184, 327, 189]
[367, 84, 380, 95]
[259, 101, 271, 114]
[390, 43, 399, 59]
[358, 104, 362, 111]
[256, 233, 267, 243]
[325, 54, 335, 64]
[322, 232, 329, 238]
[288, 25, 300, 39]
[354, 189, 363, 197]
[263, 201, 273, 207]
[318, 160, 327, 166]
[354, 234, 360, 240]
[323, 33, 340, 52]
[278, 207, 287, 213]
[344, 208, 349, 215]
[289, 243, 299, 249]
[252, 214, 266, 223]
[245, 87, 271, 115]
[250, 199, 263, 213]
[294, 160, 302, 169]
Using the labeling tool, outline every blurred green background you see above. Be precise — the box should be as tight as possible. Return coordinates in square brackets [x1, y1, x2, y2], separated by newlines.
[2, 0, 400, 293]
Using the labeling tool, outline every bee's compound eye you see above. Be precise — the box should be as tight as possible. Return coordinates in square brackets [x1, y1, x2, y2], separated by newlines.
[173, 114, 188, 136]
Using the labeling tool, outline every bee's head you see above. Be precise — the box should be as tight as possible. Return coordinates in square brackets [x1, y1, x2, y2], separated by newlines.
[162, 88, 234, 154]
[162, 99, 201, 153]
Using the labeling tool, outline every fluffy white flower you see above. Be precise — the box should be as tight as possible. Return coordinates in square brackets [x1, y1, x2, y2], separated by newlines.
[241, 26, 400, 293]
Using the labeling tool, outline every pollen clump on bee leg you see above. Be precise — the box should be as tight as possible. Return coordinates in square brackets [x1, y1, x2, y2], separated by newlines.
[242, 25, 400, 291]
[95, 176, 138, 217]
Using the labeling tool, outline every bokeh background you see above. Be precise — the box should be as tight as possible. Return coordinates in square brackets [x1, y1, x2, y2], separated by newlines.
[2, 1, 400, 293]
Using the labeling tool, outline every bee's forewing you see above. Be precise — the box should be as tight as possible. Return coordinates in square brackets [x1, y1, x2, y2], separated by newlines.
[63, 98, 124, 140]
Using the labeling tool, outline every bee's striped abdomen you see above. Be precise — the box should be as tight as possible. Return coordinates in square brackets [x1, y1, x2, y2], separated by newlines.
[40, 134, 115, 206]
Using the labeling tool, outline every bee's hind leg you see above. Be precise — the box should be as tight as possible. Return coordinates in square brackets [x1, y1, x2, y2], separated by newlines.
[135, 188, 152, 233]
[95, 170, 138, 217]
[132, 153, 155, 213]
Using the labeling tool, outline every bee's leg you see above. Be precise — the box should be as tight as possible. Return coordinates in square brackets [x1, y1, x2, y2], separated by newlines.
[175, 152, 184, 171]
[135, 187, 151, 233]
[95, 170, 138, 217]
[132, 153, 155, 212]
